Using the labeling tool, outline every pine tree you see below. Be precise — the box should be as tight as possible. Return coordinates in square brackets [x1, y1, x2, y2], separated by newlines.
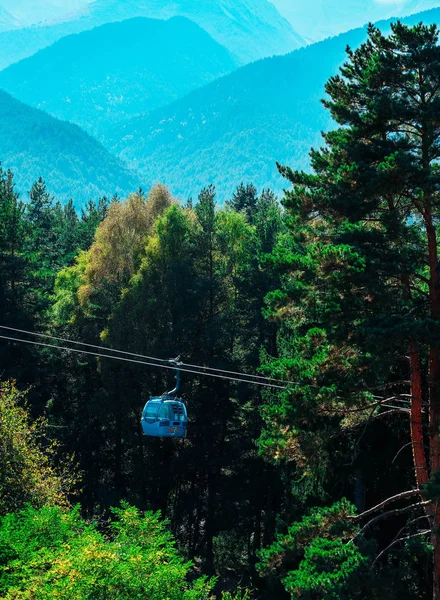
[0, 167, 31, 378]
[261, 21, 440, 599]
[228, 183, 258, 223]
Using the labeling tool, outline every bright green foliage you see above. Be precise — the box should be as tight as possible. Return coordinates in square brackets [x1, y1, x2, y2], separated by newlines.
[0, 381, 77, 516]
[284, 538, 366, 600]
[221, 591, 252, 600]
[50, 252, 87, 327]
[258, 501, 367, 599]
[256, 501, 424, 600]
[0, 503, 214, 600]
[257, 500, 358, 574]
[257, 501, 369, 600]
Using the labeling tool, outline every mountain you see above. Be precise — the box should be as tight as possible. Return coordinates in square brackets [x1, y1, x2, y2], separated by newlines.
[0, 89, 138, 207]
[0, 17, 236, 139]
[0, 0, 304, 71]
[106, 7, 440, 202]
[270, 0, 440, 42]
[0, 7, 24, 33]
[0, 1, 92, 27]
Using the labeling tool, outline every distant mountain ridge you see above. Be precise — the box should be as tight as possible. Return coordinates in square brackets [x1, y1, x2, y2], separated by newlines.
[0, 89, 138, 207]
[105, 7, 440, 201]
[0, 17, 236, 139]
[0, 0, 304, 71]
[270, 0, 440, 42]
[0, 1, 92, 27]
[0, 7, 24, 33]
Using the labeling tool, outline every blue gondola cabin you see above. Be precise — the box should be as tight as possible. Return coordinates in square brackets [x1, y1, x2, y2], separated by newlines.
[141, 396, 187, 438]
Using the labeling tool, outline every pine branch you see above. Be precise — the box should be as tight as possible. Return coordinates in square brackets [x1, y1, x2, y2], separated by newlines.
[350, 502, 431, 542]
[391, 441, 429, 465]
[321, 396, 410, 416]
[371, 530, 431, 569]
[413, 273, 430, 285]
[351, 489, 422, 522]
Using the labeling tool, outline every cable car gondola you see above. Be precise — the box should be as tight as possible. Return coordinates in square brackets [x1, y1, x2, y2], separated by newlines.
[141, 360, 187, 438]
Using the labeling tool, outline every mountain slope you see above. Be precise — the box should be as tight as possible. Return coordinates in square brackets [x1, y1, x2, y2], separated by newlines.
[0, 90, 138, 207]
[0, 17, 236, 139]
[107, 7, 440, 201]
[270, 0, 440, 42]
[0, 0, 304, 71]
[0, 1, 92, 27]
[0, 7, 24, 33]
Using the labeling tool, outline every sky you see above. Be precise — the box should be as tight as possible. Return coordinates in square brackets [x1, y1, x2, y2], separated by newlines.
[270, 0, 440, 41]
[0, 0, 439, 39]
[0, 0, 92, 25]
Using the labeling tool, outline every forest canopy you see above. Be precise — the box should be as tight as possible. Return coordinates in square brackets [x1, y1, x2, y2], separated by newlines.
[2, 19, 440, 600]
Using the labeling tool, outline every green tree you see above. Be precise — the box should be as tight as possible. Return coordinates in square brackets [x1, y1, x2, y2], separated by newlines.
[78, 196, 111, 250]
[260, 21, 440, 599]
[78, 186, 173, 320]
[0, 167, 32, 380]
[0, 503, 213, 600]
[227, 183, 258, 223]
[56, 198, 81, 265]
[0, 380, 77, 515]
[24, 178, 60, 316]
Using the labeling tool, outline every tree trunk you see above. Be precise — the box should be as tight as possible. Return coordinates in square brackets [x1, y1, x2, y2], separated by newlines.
[205, 468, 216, 575]
[425, 213, 440, 600]
[410, 347, 429, 489]
[114, 384, 123, 501]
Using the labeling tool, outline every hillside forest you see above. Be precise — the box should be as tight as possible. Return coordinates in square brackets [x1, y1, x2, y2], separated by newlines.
[3, 19, 440, 600]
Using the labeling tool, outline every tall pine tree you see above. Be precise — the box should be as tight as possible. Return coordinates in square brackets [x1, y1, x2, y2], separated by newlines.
[261, 22, 440, 599]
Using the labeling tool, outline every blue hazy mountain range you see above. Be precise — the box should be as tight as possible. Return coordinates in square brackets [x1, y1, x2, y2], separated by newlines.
[0, 89, 138, 207]
[0, 0, 304, 71]
[0, 1, 91, 28]
[270, 0, 440, 42]
[0, 6, 24, 33]
[0, 17, 237, 139]
[2, 6, 440, 205]
[103, 7, 440, 201]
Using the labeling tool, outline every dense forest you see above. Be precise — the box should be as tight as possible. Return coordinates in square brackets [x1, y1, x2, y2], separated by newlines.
[2, 20, 440, 600]
[0, 89, 137, 207]
[107, 6, 440, 200]
[4, 8, 440, 204]
[0, 17, 236, 139]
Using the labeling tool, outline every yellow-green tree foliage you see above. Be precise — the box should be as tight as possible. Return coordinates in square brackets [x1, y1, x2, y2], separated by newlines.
[50, 185, 175, 326]
[78, 185, 175, 309]
[0, 503, 214, 600]
[0, 381, 78, 515]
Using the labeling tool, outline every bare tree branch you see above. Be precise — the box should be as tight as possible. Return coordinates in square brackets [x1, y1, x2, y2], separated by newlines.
[371, 530, 430, 569]
[391, 441, 429, 464]
[350, 502, 431, 542]
[351, 489, 423, 522]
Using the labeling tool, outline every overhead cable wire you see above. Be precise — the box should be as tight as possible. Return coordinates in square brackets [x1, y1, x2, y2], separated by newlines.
[179, 360, 286, 385]
[0, 334, 288, 390]
[0, 325, 286, 385]
[0, 325, 169, 363]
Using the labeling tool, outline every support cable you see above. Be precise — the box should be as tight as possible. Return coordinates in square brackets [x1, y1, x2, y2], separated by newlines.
[0, 325, 286, 385]
[0, 334, 287, 390]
